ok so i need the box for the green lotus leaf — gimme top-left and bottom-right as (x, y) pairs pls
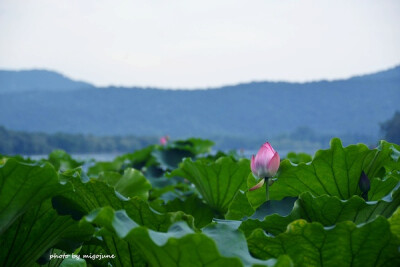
(286, 152), (312, 164)
(98, 168), (152, 200)
(116, 145), (158, 169)
(55, 169), (195, 231)
(389, 206), (400, 239)
(270, 138), (400, 200)
(241, 187), (400, 236)
(225, 190), (255, 220)
(169, 138), (215, 155)
(76, 238), (109, 267)
(58, 256), (87, 267)
(152, 148), (194, 170)
(163, 194), (215, 228)
(0, 158), (70, 234)
(152, 138), (214, 170)
(169, 157), (251, 213)
(47, 150), (83, 171)
(247, 217), (400, 267)
(0, 199), (93, 267)
(84, 206), (292, 267)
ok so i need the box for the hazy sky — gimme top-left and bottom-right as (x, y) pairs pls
(1, 0), (399, 88)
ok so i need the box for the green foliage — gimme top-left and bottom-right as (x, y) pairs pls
(1, 137), (400, 266)
(270, 138), (400, 200)
(0, 198), (93, 267)
(48, 150), (83, 171)
(56, 168), (195, 232)
(0, 159), (69, 234)
(247, 217), (400, 267)
(163, 194), (215, 228)
(169, 157), (250, 214)
(83, 207), (289, 267)
(0, 125), (157, 154)
(99, 168), (152, 200)
(389, 207), (400, 239)
(286, 152), (312, 164)
(240, 188), (400, 236)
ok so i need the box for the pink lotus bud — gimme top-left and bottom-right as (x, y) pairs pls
(250, 142), (280, 178)
(160, 136), (169, 145)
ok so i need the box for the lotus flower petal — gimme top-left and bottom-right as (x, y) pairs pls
(250, 142), (280, 178)
(267, 152), (280, 176)
(249, 178), (265, 191)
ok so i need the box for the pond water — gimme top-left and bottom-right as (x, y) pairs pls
(25, 148), (319, 162)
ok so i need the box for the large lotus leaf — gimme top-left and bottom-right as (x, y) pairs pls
(55, 169), (194, 231)
(87, 161), (124, 176)
(367, 176), (399, 201)
(270, 138), (400, 200)
(240, 187), (400, 236)
(84, 207), (293, 267)
(152, 138), (215, 170)
(202, 223), (293, 267)
(33, 249), (70, 267)
(58, 256), (86, 267)
(116, 145), (158, 169)
(47, 150), (83, 171)
(77, 238), (110, 267)
(163, 194), (215, 228)
(53, 170), (197, 266)
(0, 158), (70, 234)
(0, 154), (36, 164)
(98, 168), (152, 200)
(88, 146), (162, 179)
(225, 173), (297, 220)
(286, 152), (312, 164)
(36, 251), (88, 267)
(115, 146), (172, 186)
(197, 151), (235, 163)
(149, 180), (193, 202)
(0, 199), (93, 267)
(152, 148), (194, 170)
(247, 173), (268, 209)
(369, 140), (400, 175)
(247, 217), (400, 267)
(237, 176), (297, 226)
(249, 197), (298, 221)
(225, 190), (255, 220)
(169, 138), (215, 155)
(169, 157), (251, 213)
(389, 207), (400, 239)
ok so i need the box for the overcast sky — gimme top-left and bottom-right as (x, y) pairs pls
(0, 0), (399, 88)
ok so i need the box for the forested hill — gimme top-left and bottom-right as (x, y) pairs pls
(0, 66), (399, 141)
(0, 69), (94, 92)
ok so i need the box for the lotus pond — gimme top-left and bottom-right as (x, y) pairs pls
(0, 138), (399, 266)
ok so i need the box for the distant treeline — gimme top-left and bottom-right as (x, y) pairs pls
(1, 117), (394, 155)
(212, 126), (378, 152)
(0, 126), (157, 155)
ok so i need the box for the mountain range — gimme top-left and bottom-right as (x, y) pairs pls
(0, 67), (399, 147)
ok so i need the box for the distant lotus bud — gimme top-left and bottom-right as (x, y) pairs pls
(160, 135), (169, 145)
(359, 171), (370, 201)
(250, 142), (280, 179)
(359, 171), (370, 192)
